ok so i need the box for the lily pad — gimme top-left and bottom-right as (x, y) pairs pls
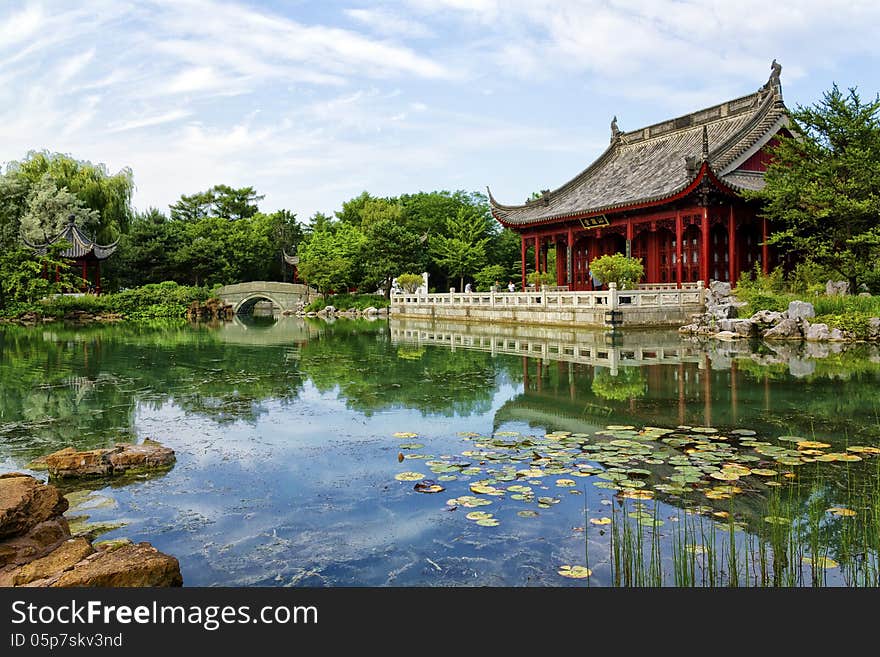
(827, 507), (857, 517)
(466, 511), (493, 521)
(557, 565), (592, 579)
(517, 510), (539, 518)
(395, 471), (425, 481)
(414, 480), (445, 494)
(476, 518), (500, 527)
(399, 443), (425, 450)
(556, 479), (576, 487)
(750, 469), (778, 477)
(589, 517), (612, 526)
(796, 440), (830, 449)
(393, 432), (419, 439)
(764, 516), (790, 526)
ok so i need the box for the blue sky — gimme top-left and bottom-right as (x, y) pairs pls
(2, 0), (879, 220)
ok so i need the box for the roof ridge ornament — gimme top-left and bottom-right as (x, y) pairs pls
(610, 115), (621, 143)
(761, 58), (782, 96)
(701, 125), (710, 161)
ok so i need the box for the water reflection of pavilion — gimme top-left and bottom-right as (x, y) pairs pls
(389, 317), (880, 439)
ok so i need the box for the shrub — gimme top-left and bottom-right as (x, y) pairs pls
(588, 253), (644, 290)
(395, 273), (423, 293)
(474, 264), (508, 291)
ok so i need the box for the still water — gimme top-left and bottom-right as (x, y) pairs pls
(1, 317), (879, 586)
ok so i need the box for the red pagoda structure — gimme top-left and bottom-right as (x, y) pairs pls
(489, 61), (789, 290)
(24, 216), (119, 294)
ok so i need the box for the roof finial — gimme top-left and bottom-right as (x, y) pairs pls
(701, 125), (709, 161)
(610, 115), (620, 142)
(66, 214), (76, 225)
(762, 58), (782, 94)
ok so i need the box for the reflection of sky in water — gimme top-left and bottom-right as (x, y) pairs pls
(2, 318), (880, 586)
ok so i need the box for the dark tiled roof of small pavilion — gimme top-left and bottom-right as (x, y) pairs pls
(489, 68), (789, 226)
(24, 217), (119, 260)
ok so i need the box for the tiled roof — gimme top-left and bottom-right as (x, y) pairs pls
(490, 67), (788, 226)
(24, 218), (119, 260)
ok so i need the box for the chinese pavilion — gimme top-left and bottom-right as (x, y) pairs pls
(489, 61), (789, 290)
(24, 216), (119, 294)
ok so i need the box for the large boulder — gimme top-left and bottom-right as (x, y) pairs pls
(804, 322), (831, 342)
(762, 318), (802, 340)
(38, 442), (175, 479)
(825, 280), (850, 296)
(0, 473), (68, 540)
(787, 300), (815, 322)
(40, 542), (182, 588)
(10, 537), (95, 586)
(750, 310), (783, 326)
(709, 281), (732, 297)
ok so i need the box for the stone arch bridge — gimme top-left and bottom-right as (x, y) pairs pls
(215, 282), (317, 315)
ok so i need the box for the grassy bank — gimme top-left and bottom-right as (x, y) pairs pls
(2, 281), (211, 321)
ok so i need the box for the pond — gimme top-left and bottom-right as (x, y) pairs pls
(1, 316), (879, 586)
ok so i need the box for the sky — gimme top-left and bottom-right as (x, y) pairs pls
(1, 0), (879, 220)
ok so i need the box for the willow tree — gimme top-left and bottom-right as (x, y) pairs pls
(4, 151), (134, 243)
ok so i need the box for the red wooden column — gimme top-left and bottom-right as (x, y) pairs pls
(650, 226), (660, 283)
(728, 206), (737, 284)
(567, 227), (574, 289)
(761, 217), (769, 275)
(534, 236), (541, 278)
(675, 211), (683, 287)
(625, 218), (633, 258)
(520, 234), (527, 290)
(556, 239), (565, 286)
(700, 207), (710, 283)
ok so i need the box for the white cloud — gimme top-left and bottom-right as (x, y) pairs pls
(107, 110), (193, 133)
(345, 7), (435, 39)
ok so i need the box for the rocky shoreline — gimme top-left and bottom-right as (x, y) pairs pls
(0, 473), (181, 587)
(679, 281), (880, 342)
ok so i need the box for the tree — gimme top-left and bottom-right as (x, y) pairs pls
(104, 208), (186, 289)
(210, 184), (264, 220)
(588, 253), (644, 289)
(297, 221), (365, 296)
(0, 243), (77, 312)
(19, 175), (99, 244)
(750, 84), (880, 290)
(361, 217), (424, 298)
(430, 207), (491, 291)
(169, 191), (214, 222)
(395, 273), (423, 293)
(474, 264), (508, 291)
(7, 151), (133, 242)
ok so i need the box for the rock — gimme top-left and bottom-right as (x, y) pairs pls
(43, 442), (175, 479)
(40, 542), (182, 588)
(709, 281), (732, 297)
(859, 292), (872, 298)
(732, 320), (756, 337)
(762, 318), (802, 340)
(323, 305), (336, 314)
(11, 538), (94, 586)
(786, 300), (815, 322)
(0, 474), (69, 540)
(789, 358), (816, 378)
(750, 310), (783, 326)
(0, 518), (70, 568)
(829, 328), (845, 341)
(678, 324), (699, 334)
(804, 322), (831, 341)
(869, 317), (880, 340)
(362, 306), (378, 315)
(825, 280), (850, 296)
(714, 331), (738, 341)
(377, 307), (389, 315)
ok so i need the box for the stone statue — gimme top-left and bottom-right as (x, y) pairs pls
(610, 115), (620, 141)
